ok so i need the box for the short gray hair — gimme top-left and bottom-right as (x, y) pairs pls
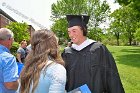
(0, 28), (14, 40)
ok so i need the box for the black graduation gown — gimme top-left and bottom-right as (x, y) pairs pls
(62, 42), (125, 93)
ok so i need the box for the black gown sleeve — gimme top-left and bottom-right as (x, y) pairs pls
(101, 45), (125, 93)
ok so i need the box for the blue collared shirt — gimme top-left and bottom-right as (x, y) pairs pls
(0, 44), (19, 93)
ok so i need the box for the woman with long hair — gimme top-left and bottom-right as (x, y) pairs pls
(19, 29), (66, 93)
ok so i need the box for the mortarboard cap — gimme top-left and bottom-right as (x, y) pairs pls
(66, 15), (90, 36)
(66, 15), (90, 28)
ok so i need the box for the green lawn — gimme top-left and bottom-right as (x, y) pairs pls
(107, 46), (140, 93)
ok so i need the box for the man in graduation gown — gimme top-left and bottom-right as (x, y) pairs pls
(62, 15), (125, 93)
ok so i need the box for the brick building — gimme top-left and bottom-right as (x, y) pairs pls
(0, 9), (16, 28)
(28, 25), (35, 37)
(0, 9), (35, 36)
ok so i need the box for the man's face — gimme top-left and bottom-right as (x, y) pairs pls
(68, 26), (85, 45)
(7, 38), (14, 49)
(22, 42), (27, 48)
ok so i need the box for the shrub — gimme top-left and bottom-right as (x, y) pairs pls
(10, 42), (19, 56)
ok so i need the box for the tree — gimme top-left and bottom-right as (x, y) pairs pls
(116, 0), (140, 12)
(109, 21), (122, 46)
(88, 27), (103, 41)
(88, 0), (110, 41)
(51, 18), (68, 44)
(115, 0), (130, 6)
(110, 6), (139, 45)
(51, 0), (110, 43)
(6, 22), (30, 43)
(134, 28), (140, 42)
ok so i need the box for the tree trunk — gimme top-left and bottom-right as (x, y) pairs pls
(117, 38), (119, 46)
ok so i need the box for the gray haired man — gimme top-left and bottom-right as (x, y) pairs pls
(0, 28), (19, 93)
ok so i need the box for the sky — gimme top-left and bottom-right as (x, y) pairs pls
(0, 0), (120, 30)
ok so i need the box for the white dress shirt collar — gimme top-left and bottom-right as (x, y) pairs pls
(71, 38), (96, 51)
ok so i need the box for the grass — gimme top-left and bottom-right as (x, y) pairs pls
(107, 46), (140, 93)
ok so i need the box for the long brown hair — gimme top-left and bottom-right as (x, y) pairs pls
(20, 29), (64, 93)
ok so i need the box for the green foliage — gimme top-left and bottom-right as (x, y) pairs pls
(110, 6), (139, 45)
(109, 0), (140, 45)
(10, 42), (19, 56)
(6, 22), (30, 43)
(116, 0), (140, 12)
(88, 0), (110, 28)
(51, 0), (88, 17)
(134, 28), (140, 42)
(102, 34), (116, 45)
(88, 27), (103, 41)
(116, 0), (130, 6)
(51, 18), (69, 43)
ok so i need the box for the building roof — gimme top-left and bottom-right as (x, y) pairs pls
(0, 9), (35, 30)
(0, 9), (16, 22)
